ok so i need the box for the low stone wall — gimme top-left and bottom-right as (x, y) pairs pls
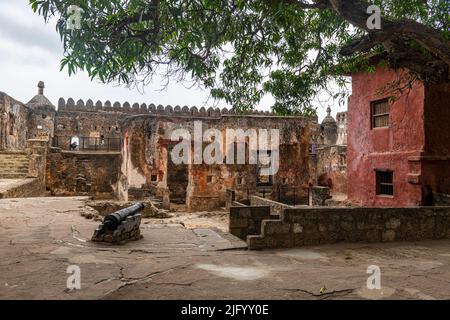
(0, 178), (45, 199)
(434, 193), (450, 206)
(46, 148), (121, 198)
(247, 206), (450, 250)
(229, 205), (274, 240)
(225, 189), (235, 210)
(249, 195), (296, 215)
(188, 195), (222, 212)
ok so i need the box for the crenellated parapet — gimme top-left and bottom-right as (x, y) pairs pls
(56, 98), (285, 117)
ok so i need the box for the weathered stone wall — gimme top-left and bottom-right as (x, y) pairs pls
(247, 206), (450, 249)
(0, 179), (45, 199)
(54, 110), (123, 148)
(310, 186), (331, 206)
(120, 111), (312, 211)
(0, 92), (30, 151)
(434, 193), (450, 206)
(229, 205), (274, 240)
(46, 147), (121, 198)
(28, 106), (56, 142)
(225, 189), (236, 210)
(316, 145), (347, 195)
(249, 195), (296, 215)
(27, 139), (48, 184)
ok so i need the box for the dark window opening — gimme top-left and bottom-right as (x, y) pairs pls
(376, 170), (393, 196)
(151, 175), (158, 182)
(257, 150), (273, 187)
(371, 99), (390, 129)
(206, 175), (213, 183)
(236, 177), (243, 185)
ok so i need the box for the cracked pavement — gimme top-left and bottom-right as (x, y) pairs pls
(1, 197), (450, 300)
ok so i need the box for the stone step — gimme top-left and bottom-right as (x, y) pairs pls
(0, 167), (29, 170)
(0, 156), (29, 159)
(0, 160), (29, 164)
(0, 168), (28, 173)
(0, 168), (29, 172)
(0, 152), (30, 177)
(0, 173), (29, 179)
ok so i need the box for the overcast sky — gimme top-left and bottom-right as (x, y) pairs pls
(0, 0), (347, 121)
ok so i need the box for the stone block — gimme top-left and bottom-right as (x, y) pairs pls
(262, 220), (290, 235)
(382, 230), (396, 242)
(386, 218), (401, 229)
(247, 235), (266, 250)
(340, 221), (354, 232)
(229, 228), (243, 240)
(230, 218), (248, 228)
(265, 235), (293, 248)
(293, 223), (303, 234)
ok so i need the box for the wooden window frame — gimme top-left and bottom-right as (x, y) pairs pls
(375, 169), (394, 196)
(371, 98), (390, 129)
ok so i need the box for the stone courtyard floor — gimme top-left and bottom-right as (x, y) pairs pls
(1, 197), (450, 300)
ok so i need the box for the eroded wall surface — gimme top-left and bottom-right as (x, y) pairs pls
(46, 148), (120, 198)
(0, 92), (30, 151)
(316, 145), (347, 195)
(121, 112), (312, 211)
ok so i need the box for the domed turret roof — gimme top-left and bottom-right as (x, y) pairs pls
(321, 106), (336, 125)
(26, 81), (55, 110)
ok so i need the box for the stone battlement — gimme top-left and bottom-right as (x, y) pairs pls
(57, 98), (285, 117)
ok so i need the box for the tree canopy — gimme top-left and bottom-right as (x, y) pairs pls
(30, 0), (450, 115)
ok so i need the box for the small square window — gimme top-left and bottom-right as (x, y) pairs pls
(236, 177), (243, 185)
(376, 170), (393, 196)
(207, 175), (213, 183)
(371, 99), (390, 129)
(151, 175), (158, 182)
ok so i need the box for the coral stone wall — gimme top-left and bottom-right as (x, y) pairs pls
(316, 145), (347, 195)
(54, 111), (123, 141)
(0, 92), (30, 151)
(46, 147), (121, 198)
(121, 111), (312, 211)
(247, 206), (450, 250)
(229, 205), (274, 240)
(28, 106), (56, 142)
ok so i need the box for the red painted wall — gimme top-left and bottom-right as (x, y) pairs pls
(421, 83), (450, 195)
(348, 67), (426, 207)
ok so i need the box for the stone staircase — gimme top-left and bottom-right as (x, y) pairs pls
(0, 152), (30, 179)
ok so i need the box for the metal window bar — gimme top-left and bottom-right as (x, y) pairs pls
(52, 136), (122, 152)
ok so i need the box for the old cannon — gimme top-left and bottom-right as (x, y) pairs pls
(91, 203), (145, 243)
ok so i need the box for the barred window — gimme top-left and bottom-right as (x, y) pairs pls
(371, 99), (390, 128)
(376, 170), (393, 196)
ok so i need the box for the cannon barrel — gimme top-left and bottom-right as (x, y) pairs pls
(103, 203), (145, 231)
